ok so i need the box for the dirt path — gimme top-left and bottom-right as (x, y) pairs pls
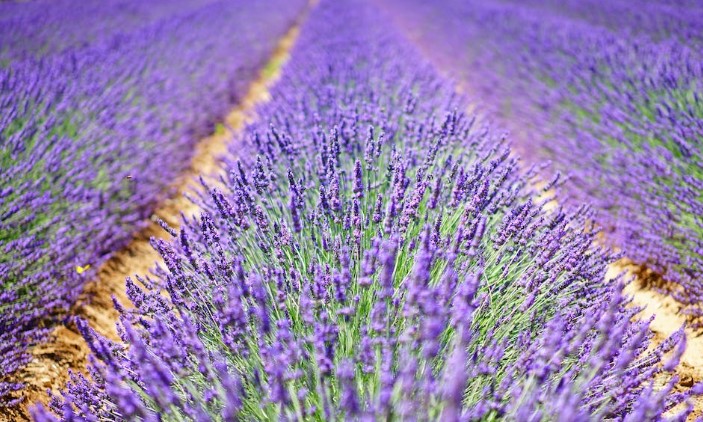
(610, 262), (703, 417)
(3, 10), (307, 421)
(538, 174), (703, 417)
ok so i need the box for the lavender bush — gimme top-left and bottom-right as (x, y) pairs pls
(378, 0), (703, 321)
(0, 0), (305, 406)
(34, 1), (701, 419)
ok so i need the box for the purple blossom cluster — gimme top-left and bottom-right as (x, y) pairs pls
(379, 0), (703, 319)
(0, 0), (305, 407)
(34, 0), (701, 419)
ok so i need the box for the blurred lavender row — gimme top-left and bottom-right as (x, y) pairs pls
(501, 0), (703, 46)
(35, 0), (700, 419)
(0, 0), (216, 63)
(379, 0), (703, 318)
(0, 0), (305, 406)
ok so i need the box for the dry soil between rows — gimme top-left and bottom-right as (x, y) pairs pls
(613, 262), (703, 417)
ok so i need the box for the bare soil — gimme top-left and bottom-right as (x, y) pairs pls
(1, 15), (304, 421)
(612, 261), (703, 418)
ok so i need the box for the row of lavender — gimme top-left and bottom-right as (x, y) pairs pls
(379, 0), (703, 320)
(501, 0), (703, 46)
(35, 0), (700, 419)
(0, 0), (305, 407)
(0, 0), (215, 63)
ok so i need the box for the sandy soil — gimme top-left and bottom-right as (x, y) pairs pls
(538, 186), (703, 417)
(1, 13), (305, 421)
(612, 261), (703, 418)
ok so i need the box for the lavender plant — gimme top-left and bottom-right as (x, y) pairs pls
(34, 1), (700, 420)
(0, 0), (305, 407)
(378, 0), (703, 321)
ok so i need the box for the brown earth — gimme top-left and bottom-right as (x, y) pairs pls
(532, 176), (702, 416)
(539, 187), (703, 417)
(1, 10), (306, 421)
(612, 261), (703, 418)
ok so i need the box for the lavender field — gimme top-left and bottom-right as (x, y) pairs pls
(1, 0), (702, 420)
